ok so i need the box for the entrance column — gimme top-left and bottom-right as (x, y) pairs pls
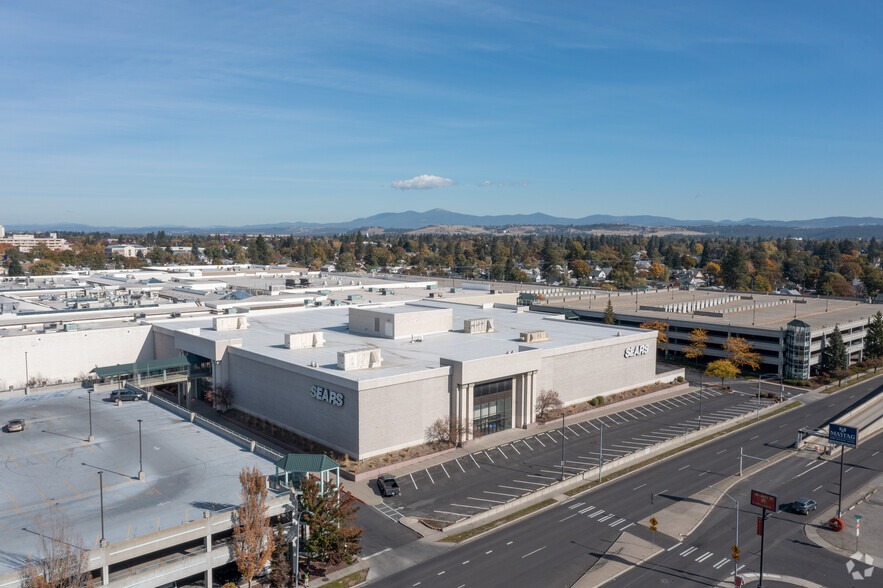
(465, 383), (475, 440)
(524, 371), (537, 426)
(510, 376), (518, 430)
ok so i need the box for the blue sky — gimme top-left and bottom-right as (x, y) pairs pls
(2, 1), (882, 226)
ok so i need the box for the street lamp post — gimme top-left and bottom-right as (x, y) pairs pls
(698, 373), (703, 428)
(98, 471), (107, 547)
(560, 414), (566, 481)
(293, 508), (315, 587)
(757, 374), (778, 420)
(137, 419), (144, 480)
(708, 486), (739, 585)
(87, 389), (94, 442)
(24, 352), (29, 395)
(598, 421), (604, 482)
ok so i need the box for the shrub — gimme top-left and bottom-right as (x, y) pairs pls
(676, 376), (685, 383)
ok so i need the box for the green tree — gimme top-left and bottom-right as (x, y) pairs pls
(720, 246), (750, 290)
(821, 326), (847, 372)
(866, 311), (883, 358)
(299, 478), (363, 571)
(30, 259), (61, 275)
(250, 235), (272, 265)
(7, 259), (25, 276)
(603, 300), (615, 325)
(705, 359), (740, 387)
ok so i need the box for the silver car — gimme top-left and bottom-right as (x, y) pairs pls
(6, 418), (25, 433)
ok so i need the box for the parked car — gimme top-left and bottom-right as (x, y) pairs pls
(6, 418), (25, 433)
(110, 389), (143, 402)
(792, 497), (817, 514)
(376, 474), (401, 497)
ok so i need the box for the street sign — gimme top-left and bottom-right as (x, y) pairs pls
(829, 423), (859, 449)
(649, 517), (658, 526)
(732, 554), (740, 560)
(750, 489), (777, 511)
(731, 545), (741, 555)
(650, 525), (657, 532)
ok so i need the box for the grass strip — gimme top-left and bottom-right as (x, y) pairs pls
(565, 401), (800, 497)
(321, 569), (369, 587)
(819, 371), (881, 394)
(439, 499), (556, 543)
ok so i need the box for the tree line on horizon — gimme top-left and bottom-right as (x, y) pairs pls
(3, 232), (882, 298)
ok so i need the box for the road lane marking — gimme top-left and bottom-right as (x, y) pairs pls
(522, 546), (546, 558)
(680, 547), (698, 556)
(794, 462), (826, 478)
(696, 551), (713, 563)
(633, 484), (647, 491)
(560, 513), (578, 522)
(813, 485), (823, 492)
(713, 558), (729, 569)
(588, 510), (604, 518)
(598, 514), (615, 522)
(579, 506), (595, 514)
(569, 502), (585, 509)
(667, 542), (683, 551)
(716, 449), (727, 455)
(620, 522), (634, 530)
(610, 518), (626, 527)
(750, 435), (760, 440)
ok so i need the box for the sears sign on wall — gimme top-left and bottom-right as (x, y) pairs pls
(624, 344), (650, 358)
(310, 385), (344, 407)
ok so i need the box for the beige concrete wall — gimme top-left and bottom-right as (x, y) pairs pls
(227, 351), (361, 456)
(356, 372), (451, 459)
(0, 326), (154, 390)
(536, 332), (658, 405)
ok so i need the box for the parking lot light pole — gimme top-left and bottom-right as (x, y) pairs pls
(757, 374), (777, 420)
(708, 486), (739, 585)
(698, 374), (703, 428)
(598, 421), (604, 482)
(98, 471), (106, 547)
(560, 415), (566, 481)
(87, 389), (94, 442)
(137, 419), (144, 481)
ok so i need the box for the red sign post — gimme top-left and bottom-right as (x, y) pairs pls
(751, 489), (777, 588)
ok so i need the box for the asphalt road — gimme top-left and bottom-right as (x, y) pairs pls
(375, 386), (776, 523)
(614, 431), (883, 587)
(368, 376), (883, 587)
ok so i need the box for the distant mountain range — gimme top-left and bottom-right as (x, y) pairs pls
(5, 209), (883, 235)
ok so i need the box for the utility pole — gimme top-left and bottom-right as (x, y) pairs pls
(698, 373), (703, 428)
(87, 389), (94, 442)
(24, 352), (29, 395)
(137, 419), (144, 481)
(98, 471), (107, 547)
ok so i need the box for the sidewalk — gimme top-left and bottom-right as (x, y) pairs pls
(805, 476), (883, 569)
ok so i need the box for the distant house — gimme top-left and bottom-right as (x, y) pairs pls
(589, 267), (613, 282)
(671, 269), (706, 287)
(635, 260), (652, 271)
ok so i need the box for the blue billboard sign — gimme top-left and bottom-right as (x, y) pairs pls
(829, 423), (858, 449)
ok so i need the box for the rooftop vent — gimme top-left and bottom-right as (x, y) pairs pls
(464, 318), (494, 334)
(285, 331), (325, 349)
(337, 348), (382, 370)
(519, 330), (548, 343)
(214, 316), (248, 331)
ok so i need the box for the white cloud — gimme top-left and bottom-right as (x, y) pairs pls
(478, 180), (494, 187)
(392, 174), (455, 190)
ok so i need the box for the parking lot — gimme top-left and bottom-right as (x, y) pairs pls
(370, 387), (778, 523)
(0, 388), (280, 575)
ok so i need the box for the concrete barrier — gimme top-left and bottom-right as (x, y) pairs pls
(444, 398), (788, 533)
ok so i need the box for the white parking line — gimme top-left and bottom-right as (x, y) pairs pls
(535, 436), (546, 448)
(545, 433), (558, 443)
(485, 490), (519, 498)
(566, 426), (580, 436)
(509, 443), (521, 455)
(434, 509), (472, 518)
(470, 454), (481, 468)
(410, 473), (418, 490)
(567, 459), (594, 467)
(484, 451), (495, 464)
(522, 439), (533, 451)
(456, 458), (466, 473)
(451, 503), (488, 511)
(500, 485), (532, 493)
(468, 497), (506, 504)
(529, 473), (559, 480)
(576, 422), (593, 434)
(498, 447), (508, 459)
(441, 463), (450, 478)
(426, 469), (435, 484)
(514, 479), (548, 486)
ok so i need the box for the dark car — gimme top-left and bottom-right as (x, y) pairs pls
(792, 497), (817, 514)
(110, 389), (143, 402)
(6, 418), (25, 433)
(376, 474), (401, 497)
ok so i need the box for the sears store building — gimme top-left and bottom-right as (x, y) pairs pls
(152, 300), (661, 459)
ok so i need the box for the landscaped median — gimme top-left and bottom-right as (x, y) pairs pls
(436, 399), (800, 541)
